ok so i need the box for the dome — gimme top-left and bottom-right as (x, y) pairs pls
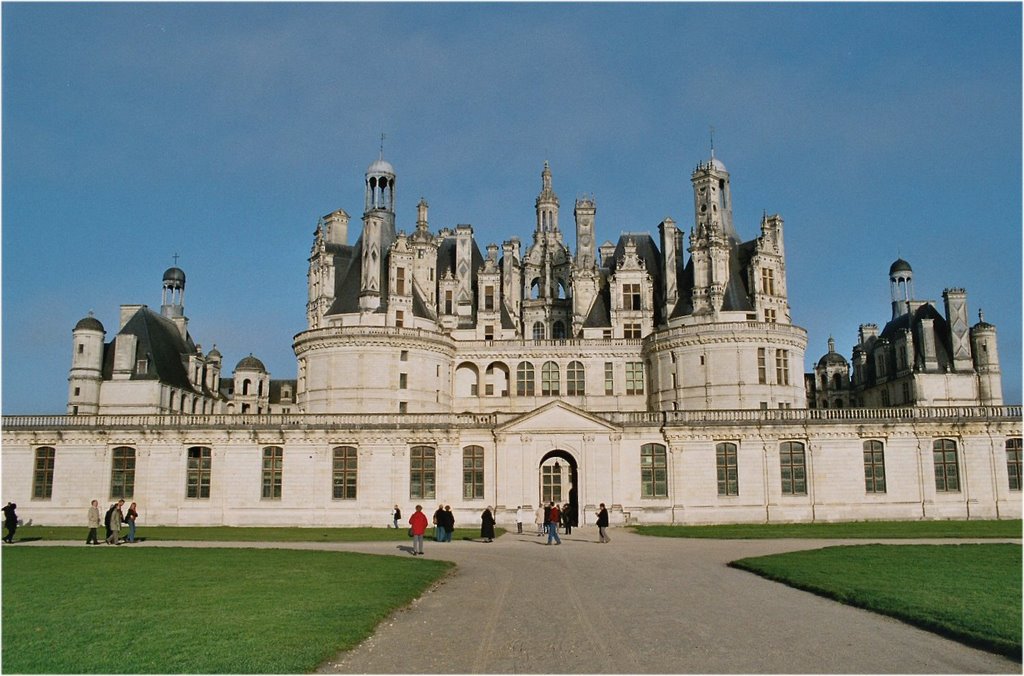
(366, 158), (395, 176)
(234, 354), (266, 372)
(888, 258), (912, 276)
(709, 156), (727, 172)
(74, 315), (104, 332)
(206, 346), (222, 360)
(816, 351), (849, 369)
(163, 267), (186, 284)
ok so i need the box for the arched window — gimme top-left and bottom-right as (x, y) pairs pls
(33, 447), (56, 500)
(566, 361), (585, 395)
(779, 441), (806, 495)
(833, 373), (843, 390)
(933, 439), (959, 492)
(640, 443), (668, 498)
(552, 321), (566, 340)
(242, 379), (251, 396)
(533, 322), (545, 341)
(541, 361), (560, 396)
(110, 447), (136, 499)
(863, 440), (886, 493)
(410, 446), (436, 500)
(455, 363), (480, 397)
(332, 446), (357, 499)
(516, 362), (535, 396)
(715, 442), (738, 496)
(463, 446), (485, 499)
(262, 446), (283, 500)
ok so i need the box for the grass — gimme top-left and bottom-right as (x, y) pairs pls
(633, 519), (1022, 539)
(730, 543), (1022, 660)
(2, 547), (452, 673)
(12, 525), (498, 543)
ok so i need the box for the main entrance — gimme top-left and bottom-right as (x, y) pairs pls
(539, 449), (578, 527)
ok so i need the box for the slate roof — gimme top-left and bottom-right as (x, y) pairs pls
(103, 307), (199, 393)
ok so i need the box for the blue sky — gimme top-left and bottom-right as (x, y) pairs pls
(3, 2), (1020, 413)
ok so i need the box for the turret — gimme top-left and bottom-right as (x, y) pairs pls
(970, 310), (1003, 405)
(68, 313), (105, 415)
(889, 258), (913, 320)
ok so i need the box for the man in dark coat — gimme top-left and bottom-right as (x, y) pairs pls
(480, 507), (496, 542)
(2, 502), (18, 543)
(596, 503), (611, 543)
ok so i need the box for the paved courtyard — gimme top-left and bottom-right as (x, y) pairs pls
(20, 529), (1020, 673)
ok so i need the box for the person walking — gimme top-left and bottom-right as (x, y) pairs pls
(596, 502), (610, 543)
(442, 505), (455, 542)
(2, 502), (18, 543)
(535, 505), (545, 536)
(546, 502), (562, 545)
(392, 505), (401, 529)
(480, 506), (496, 542)
(106, 499), (124, 545)
(562, 503), (572, 535)
(86, 500), (101, 545)
(515, 506), (524, 534)
(124, 502), (139, 543)
(409, 504), (428, 556)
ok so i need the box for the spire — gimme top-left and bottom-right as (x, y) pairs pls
(828, 336), (836, 353)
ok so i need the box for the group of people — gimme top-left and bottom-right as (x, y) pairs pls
(87, 499), (139, 545)
(432, 505), (456, 541)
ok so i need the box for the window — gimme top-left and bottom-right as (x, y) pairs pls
(541, 361), (560, 396)
(626, 362), (644, 395)
(640, 444), (668, 498)
(136, 358), (149, 374)
(33, 447), (56, 500)
(484, 325), (494, 341)
(410, 446), (436, 500)
(624, 323), (641, 339)
(332, 446), (357, 499)
(110, 446), (136, 499)
(186, 446), (211, 499)
(761, 267), (775, 295)
(775, 349), (790, 385)
(1007, 438), (1022, 491)
(517, 362), (535, 396)
(533, 322), (545, 341)
(484, 285), (494, 311)
(623, 283), (642, 311)
(444, 290), (453, 314)
(716, 442), (739, 496)
(399, 401), (407, 413)
(542, 463), (562, 503)
(757, 348), (767, 384)
(396, 267), (406, 295)
(604, 362), (614, 395)
(901, 381), (911, 403)
(603, 329), (612, 340)
(933, 439), (959, 492)
(400, 350), (409, 362)
(779, 442), (806, 495)
(566, 361), (585, 396)
(552, 321), (566, 340)
(764, 308), (776, 324)
(262, 446), (283, 500)
(880, 388), (890, 407)
(463, 446), (485, 499)
(863, 440), (886, 493)
(399, 373), (408, 389)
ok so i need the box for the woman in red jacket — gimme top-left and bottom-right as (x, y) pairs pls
(409, 504), (429, 556)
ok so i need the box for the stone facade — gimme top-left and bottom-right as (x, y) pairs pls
(3, 151), (1019, 526)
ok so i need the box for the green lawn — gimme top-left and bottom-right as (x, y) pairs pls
(2, 547), (452, 673)
(633, 519), (1022, 539)
(12, 525), (496, 543)
(731, 543), (1022, 660)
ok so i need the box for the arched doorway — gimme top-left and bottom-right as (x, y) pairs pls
(539, 450), (578, 527)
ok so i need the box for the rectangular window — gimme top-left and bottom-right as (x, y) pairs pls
(399, 401), (407, 413)
(186, 446), (212, 499)
(1008, 438), (1022, 491)
(399, 373), (408, 389)
(484, 325), (494, 341)
(622, 283), (642, 311)
(764, 308), (776, 324)
(332, 446), (357, 499)
(484, 285), (494, 311)
(604, 362), (614, 395)
(542, 463), (562, 504)
(716, 442), (739, 496)
(462, 445), (485, 500)
(775, 349), (790, 385)
(640, 443), (668, 498)
(863, 440), (886, 493)
(933, 439), (959, 492)
(761, 267), (775, 295)
(444, 290), (453, 315)
(410, 446), (436, 500)
(624, 323), (641, 339)
(262, 446), (283, 500)
(757, 348), (767, 384)
(400, 350), (409, 362)
(626, 362), (644, 395)
(603, 329), (612, 340)
(396, 267), (406, 295)
(136, 358), (148, 374)
(779, 441), (807, 495)
(901, 381), (911, 403)
(110, 446), (136, 499)
(33, 447), (56, 500)
(395, 310), (404, 328)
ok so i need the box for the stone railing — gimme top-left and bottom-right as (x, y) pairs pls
(3, 406), (1019, 433)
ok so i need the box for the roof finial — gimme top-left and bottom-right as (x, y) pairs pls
(379, 131), (386, 160)
(978, 308), (985, 323)
(172, 252), (180, 266)
(710, 125), (715, 159)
